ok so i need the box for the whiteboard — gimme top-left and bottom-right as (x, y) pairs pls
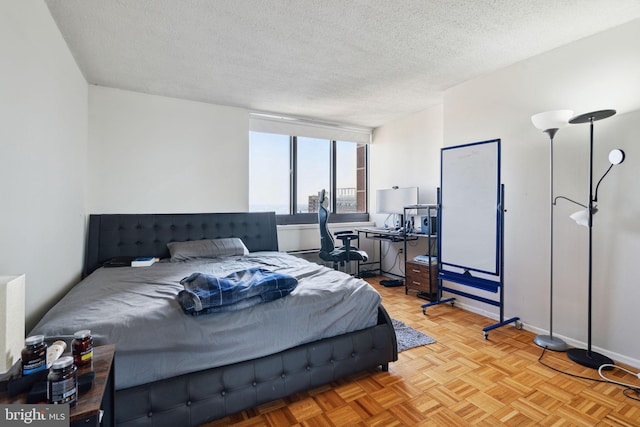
(440, 139), (500, 275)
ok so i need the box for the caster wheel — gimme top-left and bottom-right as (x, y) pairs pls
(422, 308), (427, 315)
(515, 321), (523, 330)
(450, 301), (455, 307)
(483, 332), (489, 340)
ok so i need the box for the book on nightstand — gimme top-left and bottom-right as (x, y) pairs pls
(131, 257), (158, 267)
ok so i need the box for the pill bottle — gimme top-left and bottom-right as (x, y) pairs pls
(21, 335), (48, 376)
(72, 330), (93, 367)
(47, 356), (77, 405)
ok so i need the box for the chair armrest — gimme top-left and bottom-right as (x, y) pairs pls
(335, 234), (358, 254)
(335, 233), (358, 242)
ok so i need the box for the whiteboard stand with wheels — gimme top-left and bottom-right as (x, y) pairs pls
(421, 139), (520, 340)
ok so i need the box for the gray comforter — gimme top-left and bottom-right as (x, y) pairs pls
(30, 252), (381, 390)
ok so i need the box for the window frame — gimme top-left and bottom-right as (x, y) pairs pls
(250, 133), (369, 225)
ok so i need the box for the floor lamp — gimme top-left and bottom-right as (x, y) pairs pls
(566, 109), (625, 369)
(531, 110), (573, 352)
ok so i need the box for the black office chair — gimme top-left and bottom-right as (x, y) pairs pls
(318, 189), (368, 274)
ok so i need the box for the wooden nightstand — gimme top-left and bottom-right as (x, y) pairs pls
(0, 344), (115, 427)
(71, 344), (115, 427)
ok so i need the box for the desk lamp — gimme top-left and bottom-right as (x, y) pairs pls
(531, 110), (573, 352)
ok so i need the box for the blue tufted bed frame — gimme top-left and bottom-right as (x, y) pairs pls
(83, 212), (397, 426)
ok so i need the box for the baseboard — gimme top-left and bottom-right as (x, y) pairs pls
(448, 301), (640, 370)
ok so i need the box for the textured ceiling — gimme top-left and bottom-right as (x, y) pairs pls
(45, 0), (640, 128)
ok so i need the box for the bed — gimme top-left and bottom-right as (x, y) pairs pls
(31, 212), (397, 426)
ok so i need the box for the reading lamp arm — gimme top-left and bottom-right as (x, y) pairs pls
(553, 196), (587, 208)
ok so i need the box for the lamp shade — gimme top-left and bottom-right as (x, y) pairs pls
(570, 207), (598, 227)
(609, 149), (625, 165)
(531, 110), (574, 131)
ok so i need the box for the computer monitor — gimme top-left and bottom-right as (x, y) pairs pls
(376, 187), (419, 214)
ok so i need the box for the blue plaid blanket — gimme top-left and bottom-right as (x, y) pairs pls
(177, 268), (298, 315)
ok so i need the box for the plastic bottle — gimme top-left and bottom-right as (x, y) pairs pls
(47, 356), (77, 405)
(72, 330), (93, 367)
(21, 335), (48, 376)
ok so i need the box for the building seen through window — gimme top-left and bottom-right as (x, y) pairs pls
(307, 187), (359, 213)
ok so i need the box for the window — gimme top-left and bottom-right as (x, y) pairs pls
(248, 133), (290, 214)
(335, 140), (366, 214)
(296, 137), (330, 213)
(249, 132), (368, 224)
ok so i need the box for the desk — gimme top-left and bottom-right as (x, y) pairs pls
(357, 227), (437, 298)
(356, 227), (416, 278)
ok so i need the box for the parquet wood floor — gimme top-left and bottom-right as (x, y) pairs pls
(204, 277), (640, 426)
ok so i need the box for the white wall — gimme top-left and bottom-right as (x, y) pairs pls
(370, 106), (443, 276)
(88, 86), (249, 213)
(87, 86), (381, 264)
(377, 19), (640, 366)
(0, 0), (88, 331)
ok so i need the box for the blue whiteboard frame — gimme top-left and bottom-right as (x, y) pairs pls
(439, 139), (501, 275)
(423, 139), (519, 339)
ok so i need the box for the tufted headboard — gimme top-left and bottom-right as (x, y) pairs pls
(83, 212), (278, 277)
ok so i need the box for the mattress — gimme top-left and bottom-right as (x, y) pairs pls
(30, 252), (381, 390)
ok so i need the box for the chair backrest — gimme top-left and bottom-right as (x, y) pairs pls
(318, 189), (335, 258)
